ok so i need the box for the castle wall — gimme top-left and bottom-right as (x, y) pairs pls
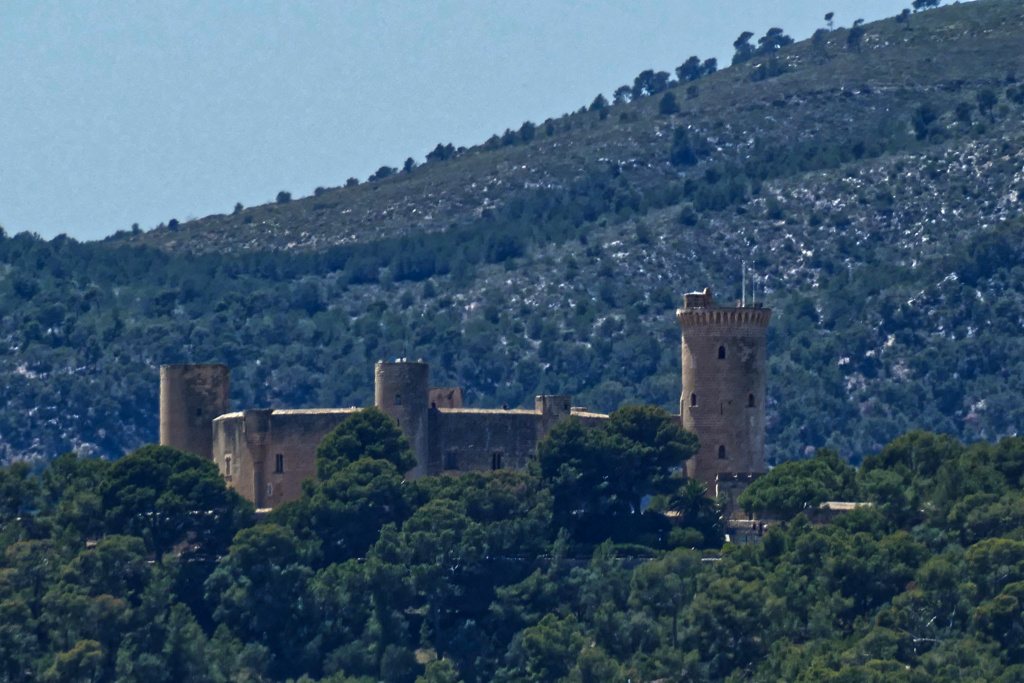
(569, 411), (611, 430)
(429, 409), (544, 473)
(160, 364), (230, 460)
(262, 410), (358, 507)
(213, 408), (358, 509)
(213, 412), (251, 501)
(426, 398), (609, 475)
(678, 305), (771, 489)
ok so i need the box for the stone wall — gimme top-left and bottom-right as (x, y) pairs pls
(716, 472), (763, 518)
(678, 304), (771, 489)
(159, 364), (230, 460)
(213, 408), (358, 509)
(375, 361), (430, 478)
(429, 409), (542, 473)
(429, 387), (462, 409)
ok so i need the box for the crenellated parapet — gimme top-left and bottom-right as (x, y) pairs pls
(676, 307), (772, 336)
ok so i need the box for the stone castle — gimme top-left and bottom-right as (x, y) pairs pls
(159, 288), (771, 510)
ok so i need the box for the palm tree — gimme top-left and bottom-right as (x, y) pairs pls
(669, 479), (723, 545)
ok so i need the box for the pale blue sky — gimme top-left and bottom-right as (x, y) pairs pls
(1, 1), (924, 241)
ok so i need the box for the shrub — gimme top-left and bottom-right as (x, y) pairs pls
(912, 104), (938, 140)
(659, 92), (680, 116)
(847, 25), (864, 51)
(678, 204), (699, 226)
(369, 166), (396, 182)
(977, 89), (998, 120)
(426, 143), (456, 162)
(519, 121), (536, 143)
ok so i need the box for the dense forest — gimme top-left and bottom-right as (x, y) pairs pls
(3, 408), (1024, 682)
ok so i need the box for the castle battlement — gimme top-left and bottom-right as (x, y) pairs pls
(676, 307), (771, 332)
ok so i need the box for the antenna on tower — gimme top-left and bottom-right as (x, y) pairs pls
(741, 261), (746, 308)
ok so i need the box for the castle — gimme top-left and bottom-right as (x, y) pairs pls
(159, 288), (770, 510)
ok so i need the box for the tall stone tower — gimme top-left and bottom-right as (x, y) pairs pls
(159, 364), (230, 460)
(677, 288), (771, 490)
(374, 360), (430, 478)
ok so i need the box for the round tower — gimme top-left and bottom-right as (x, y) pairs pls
(374, 360), (430, 478)
(677, 288), (771, 489)
(159, 364), (230, 460)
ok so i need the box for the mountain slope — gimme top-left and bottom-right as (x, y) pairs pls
(117, 0), (1023, 256)
(3, 0), (1024, 464)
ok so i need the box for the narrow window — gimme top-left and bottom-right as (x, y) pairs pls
(275, 453), (284, 473)
(266, 483), (273, 496)
(195, 408), (203, 417)
(224, 456), (232, 482)
(748, 393), (755, 408)
(395, 394), (402, 405)
(491, 452), (503, 470)
(718, 345), (726, 359)
(444, 452), (458, 470)
(718, 445), (727, 460)
(690, 393), (697, 407)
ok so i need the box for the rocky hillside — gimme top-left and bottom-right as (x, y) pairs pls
(3, 0), (1024, 464)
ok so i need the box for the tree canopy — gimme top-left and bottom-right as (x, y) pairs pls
(535, 405), (698, 540)
(101, 444), (253, 557)
(738, 447), (858, 518)
(5, 428), (1024, 680)
(315, 406), (416, 480)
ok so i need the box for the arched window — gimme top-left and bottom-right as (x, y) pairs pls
(718, 345), (726, 359)
(748, 393), (755, 408)
(690, 393), (698, 407)
(395, 394), (402, 405)
(718, 445), (727, 460)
